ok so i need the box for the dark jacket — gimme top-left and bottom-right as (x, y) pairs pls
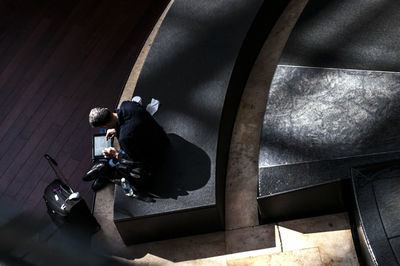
(116, 101), (168, 169)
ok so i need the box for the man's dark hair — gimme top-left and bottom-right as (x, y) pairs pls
(89, 107), (112, 127)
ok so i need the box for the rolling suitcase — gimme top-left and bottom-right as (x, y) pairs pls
(43, 154), (100, 235)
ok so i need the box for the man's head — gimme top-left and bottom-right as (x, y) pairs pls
(89, 107), (116, 128)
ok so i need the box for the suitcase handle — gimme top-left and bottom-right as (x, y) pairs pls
(44, 154), (58, 167)
(44, 154), (70, 187)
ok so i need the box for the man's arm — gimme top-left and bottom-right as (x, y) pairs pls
(106, 128), (116, 140)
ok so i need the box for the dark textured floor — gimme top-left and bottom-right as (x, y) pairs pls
(0, 0), (168, 220)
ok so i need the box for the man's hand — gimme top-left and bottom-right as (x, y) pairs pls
(102, 147), (119, 159)
(106, 128), (116, 140)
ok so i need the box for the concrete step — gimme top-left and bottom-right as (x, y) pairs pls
(226, 247), (323, 266)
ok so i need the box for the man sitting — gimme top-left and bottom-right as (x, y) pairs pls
(85, 100), (169, 191)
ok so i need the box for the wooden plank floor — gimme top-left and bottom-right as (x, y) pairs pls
(0, 0), (168, 218)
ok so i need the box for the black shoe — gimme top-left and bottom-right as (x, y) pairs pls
(91, 178), (109, 192)
(83, 162), (108, 181)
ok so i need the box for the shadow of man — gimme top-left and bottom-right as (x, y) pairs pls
(143, 133), (211, 200)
